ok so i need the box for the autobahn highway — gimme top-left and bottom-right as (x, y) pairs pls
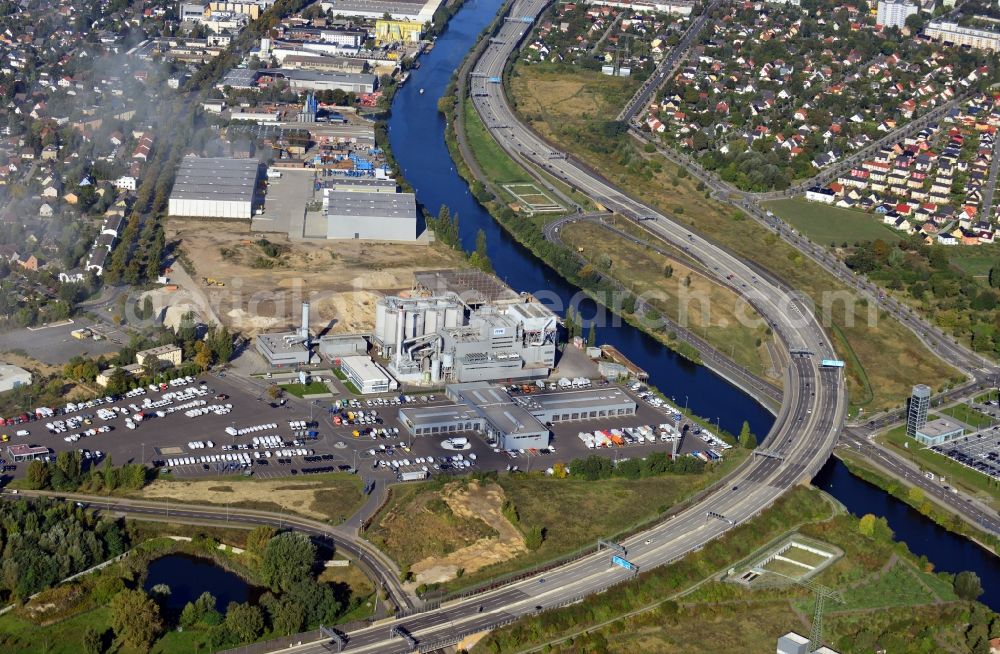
(225, 0), (851, 651)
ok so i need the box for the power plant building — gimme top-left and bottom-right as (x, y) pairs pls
(255, 303), (313, 366)
(168, 156), (261, 219)
(373, 292), (558, 384)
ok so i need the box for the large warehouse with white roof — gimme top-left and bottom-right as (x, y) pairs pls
(168, 156), (262, 219)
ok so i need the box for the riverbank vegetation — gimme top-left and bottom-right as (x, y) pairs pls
(559, 218), (778, 381)
(366, 452), (748, 593)
(503, 62), (963, 414)
(472, 486), (992, 654)
(838, 448), (1000, 555)
(0, 511), (378, 654)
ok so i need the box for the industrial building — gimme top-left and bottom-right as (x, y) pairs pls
(372, 291), (557, 384)
(255, 303), (313, 367)
(777, 632), (840, 654)
(326, 178), (398, 193)
(319, 0), (444, 22)
(374, 19), (423, 44)
(398, 382), (637, 450)
(168, 156), (261, 219)
(511, 386), (636, 424)
(324, 189), (419, 241)
(341, 355), (396, 393)
(265, 68), (377, 93)
(0, 363), (32, 393)
(318, 334), (368, 358)
(400, 382), (549, 450)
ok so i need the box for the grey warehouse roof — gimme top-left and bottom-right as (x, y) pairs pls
(171, 157), (260, 202)
(269, 68), (377, 86)
(326, 191), (416, 218)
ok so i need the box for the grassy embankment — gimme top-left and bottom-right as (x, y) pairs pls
(559, 218), (778, 380)
(473, 485), (982, 654)
(367, 451), (748, 591)
(131, 473), (366, 524)
(507, 63), (964, 414)
(0, 521), (377, 654)
(449, 68), (779, 378)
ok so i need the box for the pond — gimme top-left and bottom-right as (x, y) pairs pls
(144, 553), (262, 611)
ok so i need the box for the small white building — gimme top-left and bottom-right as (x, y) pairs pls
(805, 187), (836, 204)
(115, 176), (137, 191)
(340, 355), (396, 394)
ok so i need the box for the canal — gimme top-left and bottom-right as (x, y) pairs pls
(386, 0), (1000, 608)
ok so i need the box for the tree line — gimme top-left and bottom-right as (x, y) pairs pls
(0, 497), (129, 603)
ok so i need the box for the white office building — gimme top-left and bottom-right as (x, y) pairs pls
(340, 355), (396, 394)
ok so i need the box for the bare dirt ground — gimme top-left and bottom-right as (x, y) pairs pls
(137, 476), (364, 522)
(164, 219), (466, 336)
(410, 481), (527, 585)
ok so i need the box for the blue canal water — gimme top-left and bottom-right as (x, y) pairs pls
(386, 0), (1000, 608)
(145, 553), (260, 611)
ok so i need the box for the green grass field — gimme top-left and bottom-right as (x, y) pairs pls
(280, 381), (330, 397)
(781, 545), (830, 568)
(947, 243), (1000, 280)
(463, 99), (533, 186)
(763, 198), (904, 246)
(938, 403), (994, 430)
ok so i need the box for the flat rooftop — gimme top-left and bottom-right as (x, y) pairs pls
(450, 382), (546, 436)
(917, 417), (965, 438)
(514, 387), (636, 412)
(341, 355), (390, 382)
(269, 68), (377, 85)
(400, 405), (482, 428)
(414, 269), (520, 306)
(326, 191), (416, 218)
(321, 0), (436, 14)
(257, 332), (309, 354)
(171, 157), (260, 202)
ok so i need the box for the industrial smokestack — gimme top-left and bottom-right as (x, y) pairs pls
(300, 303), (310, 341)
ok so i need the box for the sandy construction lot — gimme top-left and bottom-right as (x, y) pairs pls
(410, 481), (527, 585)
(165, 219), (466, 336)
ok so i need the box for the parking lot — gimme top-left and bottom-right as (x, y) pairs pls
(1, 369), (734, 485)
(932, 425), (1000, 481)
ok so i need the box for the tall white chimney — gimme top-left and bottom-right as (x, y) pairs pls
(300, 302), (310, 341)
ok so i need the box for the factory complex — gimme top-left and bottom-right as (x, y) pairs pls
(253, 270), (557, 382)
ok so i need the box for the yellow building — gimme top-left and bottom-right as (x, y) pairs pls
(136, 344), (183, 369)
(207, 1), (264, 20)
(375, 19), (423, 45)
